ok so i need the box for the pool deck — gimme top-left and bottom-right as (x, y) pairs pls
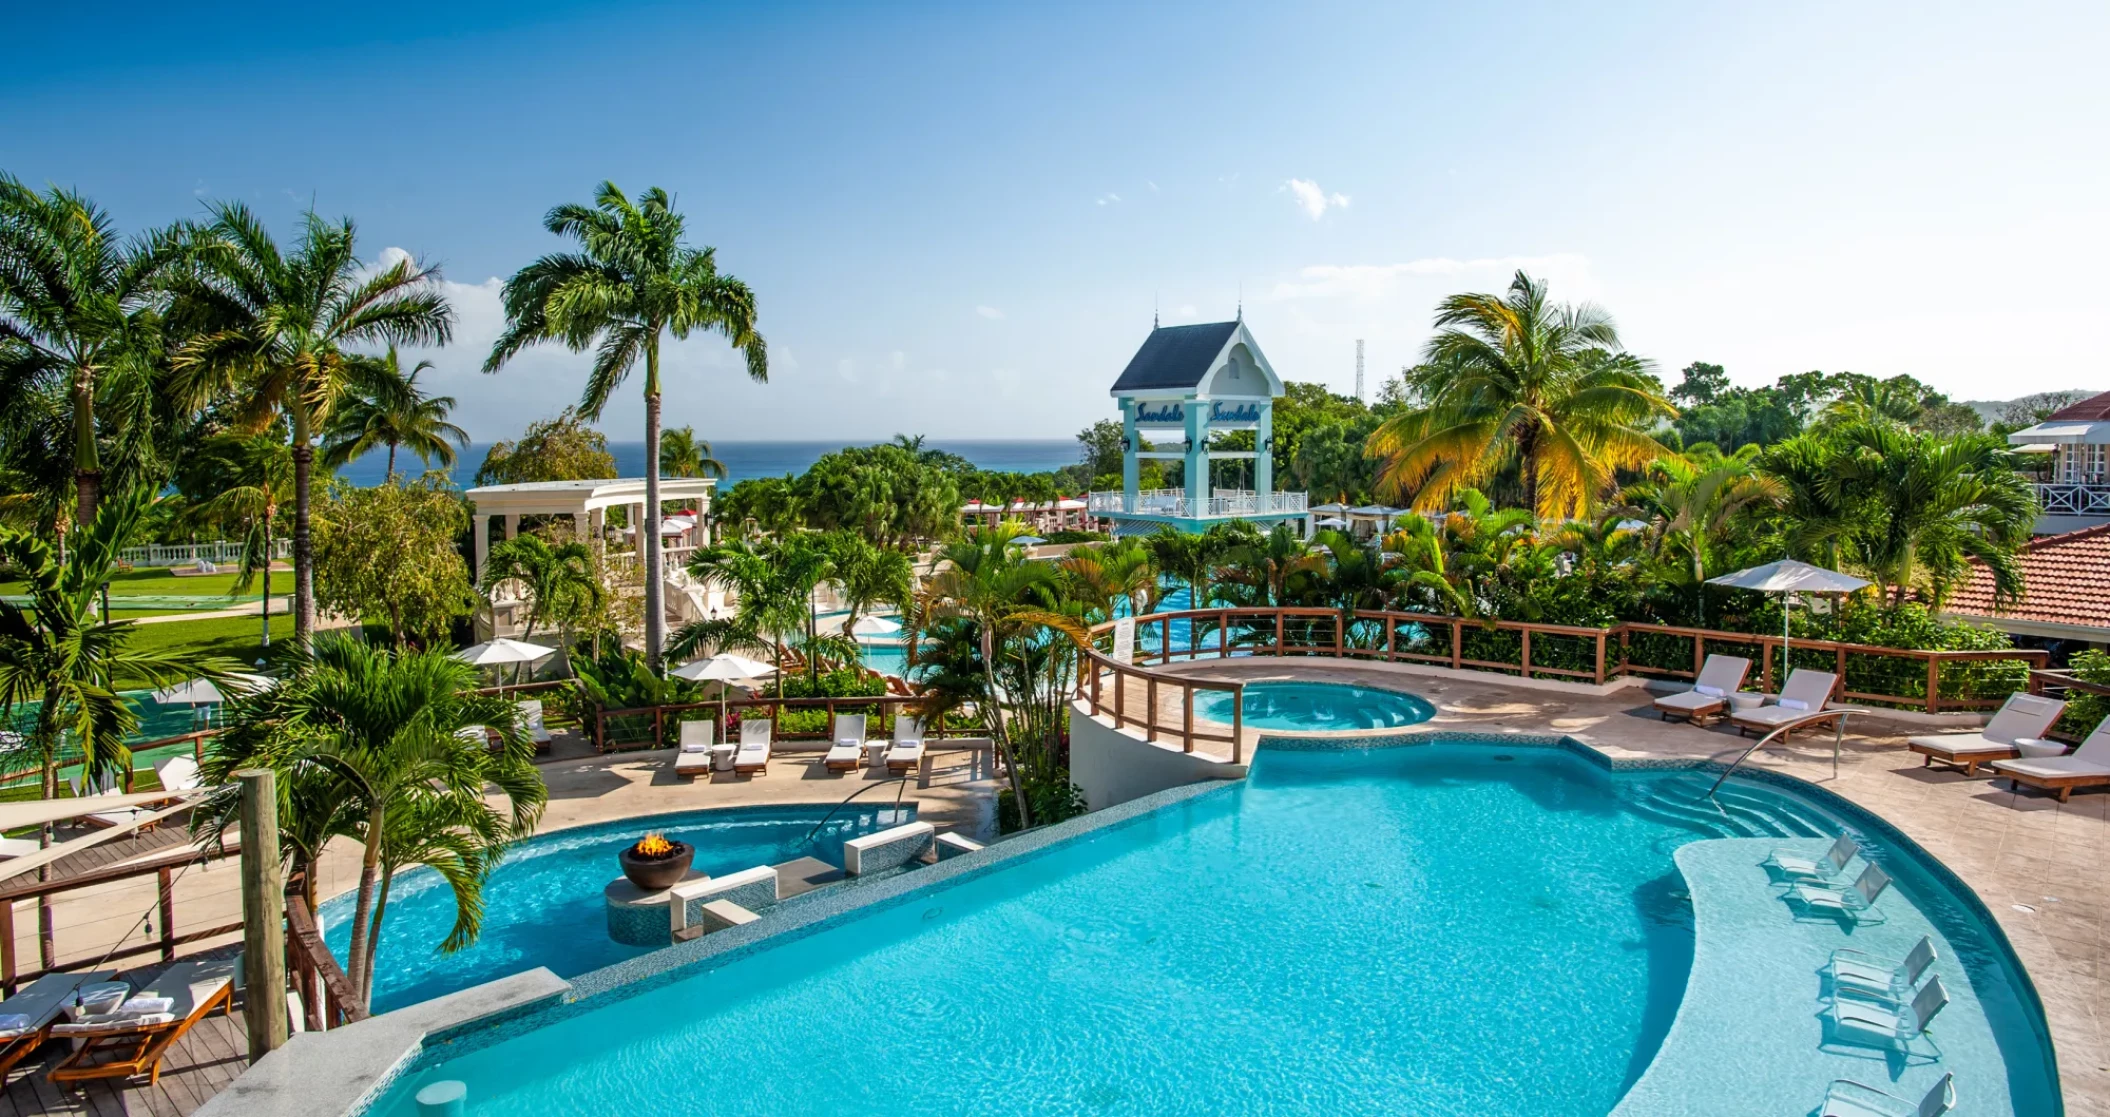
(1139, 656), (2110, 1115)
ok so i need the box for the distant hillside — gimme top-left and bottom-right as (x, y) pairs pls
(1959, 390), (2097, 425)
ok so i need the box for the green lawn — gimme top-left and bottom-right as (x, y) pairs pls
(122, 613), (296, 670)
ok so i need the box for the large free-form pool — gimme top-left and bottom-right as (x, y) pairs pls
(324, 804), (913, 1014)
(370, 745), (2057, 1116)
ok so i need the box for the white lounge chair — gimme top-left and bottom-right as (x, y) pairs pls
(1787, 862), (1891, 924)
(153, 754), (202, 794)
(0, 969), (117, 1075)
(1652, 655), (1750, 723)
(673, 720), (716, 778)
(68, 775), (157, 831)
(1819, 1073), (1954, 1117)
(1728, 669), (1839, 738)
(1830, 936), (1937, 1006)
(735, 719), (772, 775)
(886, 715), (926, 774)
(1829, 976), (1949, 1054)
(49, 957), (237, 1087)
(826, 714), (867, 773)
(1988, 718), (2110, 802)
(516, 699), (552, 751)
(1765, 833), (1858, 882)
(1907, 692), (2068, 776)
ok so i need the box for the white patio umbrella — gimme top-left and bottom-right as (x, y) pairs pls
(453, 638), (557, 667)
(671, 653), (780, 728)
(1706, 559), (1871, 674)
(1009, 535), (1047, 547)
(1315, 517), (1350, 529)
(849, 615), (901, 637)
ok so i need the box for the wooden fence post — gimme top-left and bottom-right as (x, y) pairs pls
(1450, 621), (1463, 669)
(1593, 631), (1607, 685)
(237, 769), (290, 1061)
(1521, 629), (1533, 678)
(1926, 656), (1941, 713)
(1182, 688), (1194, 753)
(156, 866), (176, 962)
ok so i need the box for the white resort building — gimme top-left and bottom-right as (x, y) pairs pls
(465, 476), (720, 636)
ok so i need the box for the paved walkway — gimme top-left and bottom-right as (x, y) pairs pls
(1145, 657), (2110, 1115)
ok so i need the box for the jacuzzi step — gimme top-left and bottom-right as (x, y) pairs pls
(773, 856), (846, 899)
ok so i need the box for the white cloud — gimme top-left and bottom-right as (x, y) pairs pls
(975, 305), (1005, 320)
(1095, 192), (1121, 206)
(1267, 254), (1600, 304)
(1283, 178), (1351, 220)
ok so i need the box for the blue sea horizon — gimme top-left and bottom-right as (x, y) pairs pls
(333, 438), (1084, 489)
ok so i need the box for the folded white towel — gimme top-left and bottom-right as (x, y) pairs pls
(118, 996), (174, 1015)
(1694, 684), (1725, 698)
(52, 1011), (176, 1035)
(837, 738), (862, 748)
(680, 740), (712, 753)
(1778, 698), (1809, 711)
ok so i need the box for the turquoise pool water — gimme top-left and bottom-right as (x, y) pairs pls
(368, 747), (2058, 1115)
(323, 805), (913, 1014)
(1193, 679), (1434, 730)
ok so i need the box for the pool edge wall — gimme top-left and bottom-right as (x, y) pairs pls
(1068, 698), (1247, 809)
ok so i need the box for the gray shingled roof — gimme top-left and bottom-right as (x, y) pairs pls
(1110, 322), (1239, 394)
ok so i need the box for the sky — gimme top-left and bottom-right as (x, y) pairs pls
(5, 0), (2108, 441)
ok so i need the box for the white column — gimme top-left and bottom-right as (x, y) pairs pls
(1121, 400), (1139, 514)
(1255, 400), (1274, 514)
(1183, 401), (1209, 517)
(472, 514), (491, 585)
(573, 512), (590, 543)
(503, 513), (519, 540)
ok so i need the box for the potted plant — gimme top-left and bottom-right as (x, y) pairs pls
(618, 832), (694, 891)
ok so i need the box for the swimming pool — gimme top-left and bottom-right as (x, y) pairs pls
(1193, 679), (1435, 731)
(368, 744), (2057, 1115)
(323, 804), (914, 1014)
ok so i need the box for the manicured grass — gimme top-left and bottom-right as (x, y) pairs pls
(120, 613), (297, 670)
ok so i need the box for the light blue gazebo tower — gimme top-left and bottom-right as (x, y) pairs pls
(1088, 317), (1310, 537)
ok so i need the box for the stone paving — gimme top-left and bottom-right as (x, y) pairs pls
(1140, 656), (2110, 1115)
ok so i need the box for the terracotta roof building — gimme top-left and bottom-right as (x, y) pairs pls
(1943, 522), (2110, 643)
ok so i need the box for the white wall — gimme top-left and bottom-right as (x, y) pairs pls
(1067, 700), (1246, 810)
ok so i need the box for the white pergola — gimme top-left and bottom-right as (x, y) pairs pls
(464, 477), (717, 584)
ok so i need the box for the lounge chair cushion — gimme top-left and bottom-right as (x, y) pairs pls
(825, 743), (862, 763)
(1732, 705), (1810, 727)
(52, 1011), (177, 1036)
(1982, 693), (2067, 745)
(886, 741), (925, 767)
(1990, 754), (2110, 780)
(1654, 690), (1724, 712)
(1906, 733), (2009, 756)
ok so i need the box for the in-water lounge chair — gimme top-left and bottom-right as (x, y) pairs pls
(673, 720), (716, 779)
(1652, 655), (1750, 724)
(1988, 719), (2110, 802)
(886, 716), (926, 774)
(1727, 669), (1840, 738)
(49, 958), (236, 1087)
(826, 714), (867, 773)
(735, 719), (773, 775)
(1818, 1073), (1955, 1117)
(1787, 862), (1891, 924)
(1907, 692), (2068, 776)
(1829, 976), (1949, 1055)
(1765, 833), (1858, 882)
(1830, 936), (1937, 1006)
(0, 970), (117, 1076)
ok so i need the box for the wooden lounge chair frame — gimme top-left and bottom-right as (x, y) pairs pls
(1906, 693), (2068, 776)
(48, 978), (233, 1087)
(1651, 655), (1750, 725)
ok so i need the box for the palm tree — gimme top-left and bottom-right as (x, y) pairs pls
(183, 433), (294, 646)
(482, 534), (603, 641)
(658, 426), (726, 480)
(320, 347), (468, 481)
(823, 532), (913, 639)
(0, 490), (231, 960)
(198, 634), (544, 1012)
(1368, 271), (1674, 518)
(1056, 538), (1155, 623)
(918, 522), (1087, 829)
(1218, 523), (1322, 608)
(486, 183), (767, 668)
(0, 176), (175, 533)
(1819, 423), (2037, 605)
(167, 204), (454, 648)
(671, 538), (832, 693)
(1620, 445), (1784, 624)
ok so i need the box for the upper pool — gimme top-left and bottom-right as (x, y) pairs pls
(370, 744), (2057, 1115)
(323, 804), (913, 1014)
(1194, 679), (1434, 731)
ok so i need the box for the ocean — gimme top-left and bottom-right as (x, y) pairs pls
(334, 439), (1083, 489)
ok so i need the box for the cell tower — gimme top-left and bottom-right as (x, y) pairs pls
(1355, 339), (1365, 401)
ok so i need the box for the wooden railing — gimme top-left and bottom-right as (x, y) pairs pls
(0, 844), (239, 995)
(592, 693), (950, 753)
(1079, 644), (1245, 762)
(284, 882), (368, 1031)
(1077, 607), (2049, 721)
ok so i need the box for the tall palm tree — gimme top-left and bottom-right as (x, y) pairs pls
(0, 490), (230, 960)
(1218, 523), (1323, 608)
(0, 176), (175, 533)
(167, 205), (454, 647)
(198, 634), (544, 1012)
(1619, 445), (1784, 625)
(320, 346), (468, 481)
(658, 425), (726, 480)
(486, 183), (767, 668)
(822, 532), (914, 639)
(671, 538), (833, 693)
(183, 433), (294, 646)
(1056, 538), (1155, 623)
(1368, 271), (1674, 518)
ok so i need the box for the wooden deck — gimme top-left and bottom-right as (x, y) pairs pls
(0, 957), (250, 1117)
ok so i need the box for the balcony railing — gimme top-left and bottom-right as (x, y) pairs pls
(1087, 489), (1309, 518)
(2034, 482), (2110, 516)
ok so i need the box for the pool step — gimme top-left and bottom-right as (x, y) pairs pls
(1620, 774), (1840, 841)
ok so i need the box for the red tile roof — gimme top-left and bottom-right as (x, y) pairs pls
(2047, 390), (2110, 422)
(1946, 522), (2110, 631)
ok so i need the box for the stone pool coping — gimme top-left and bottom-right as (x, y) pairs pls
(209, 731), (2060, 1117)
